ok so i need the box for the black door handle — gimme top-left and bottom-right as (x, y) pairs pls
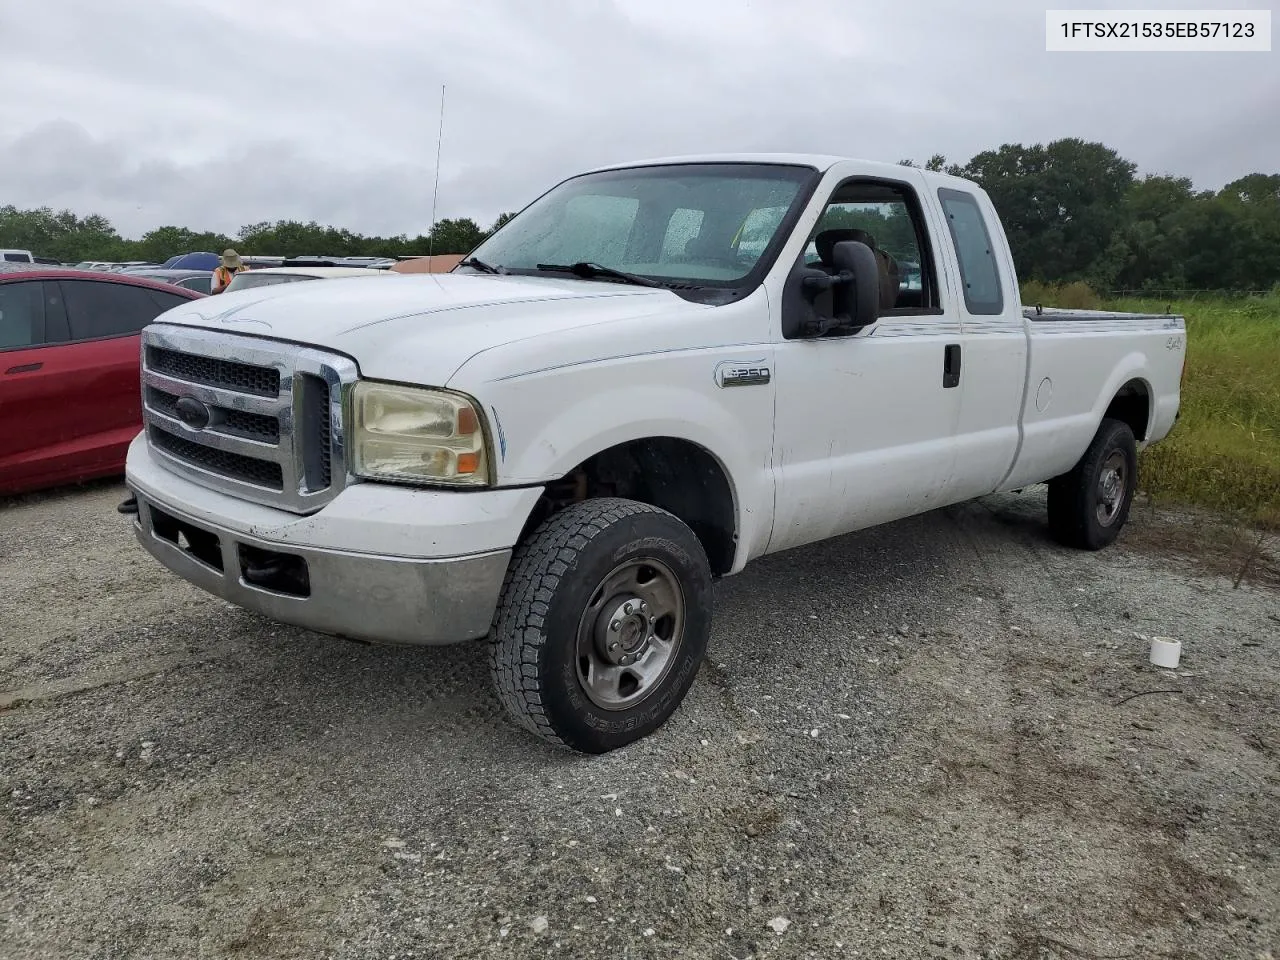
(4, 362), (43, 375)
(943, 344), (961, 388)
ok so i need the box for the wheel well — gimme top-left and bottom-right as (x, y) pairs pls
(1105, 380), (1150, 441)
(517, 438), (738, 576)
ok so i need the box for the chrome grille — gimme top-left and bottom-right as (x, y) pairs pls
(146, 346), (280, 397)
(150, 427), (285, 489)
(141, 325), (359, 513)
(146, 387), (280, 443)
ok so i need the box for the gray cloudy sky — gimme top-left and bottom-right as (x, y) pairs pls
(1, 0), (1275, 239)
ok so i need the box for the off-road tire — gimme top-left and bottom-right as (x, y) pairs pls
(489, 498), (712, 753)
(1046, 417), (1138, 551)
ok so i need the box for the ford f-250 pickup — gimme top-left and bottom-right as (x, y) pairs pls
(122, 154), (1187, 753)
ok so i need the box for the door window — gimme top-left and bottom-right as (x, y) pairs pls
(806, 181), (940, 314)
(0, 281), (45, 350)
(60, 280), (178, 341)
(142, 288), (193, 313)
(937, 188), (1004, 315)
(178, 275), (212, 294)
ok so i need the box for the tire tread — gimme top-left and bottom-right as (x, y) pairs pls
(1046, 417), (1136, 551)
(489, 497), (683, 749)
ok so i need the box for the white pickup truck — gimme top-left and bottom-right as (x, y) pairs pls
(123, 154), (1186, 753)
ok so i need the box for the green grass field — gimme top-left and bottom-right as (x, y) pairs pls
(1026, 286), (1280, 529)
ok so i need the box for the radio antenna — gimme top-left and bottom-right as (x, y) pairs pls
(428, 83), (446, 259)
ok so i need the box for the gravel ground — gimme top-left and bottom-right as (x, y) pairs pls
(2, 479), (1277, 960)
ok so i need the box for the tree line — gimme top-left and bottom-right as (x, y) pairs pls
(899, 141), (1279, 293)
(3, 138), (1277, 292)
(0, 210), (516, 266)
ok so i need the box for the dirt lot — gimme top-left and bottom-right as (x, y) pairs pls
(2, 480), (1277, 960)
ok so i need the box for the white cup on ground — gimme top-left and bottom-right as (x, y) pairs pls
(1150, 636), (1182, 669)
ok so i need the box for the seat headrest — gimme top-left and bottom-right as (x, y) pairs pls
(847, 229), (877, 249)
(814, 228), (877, 266)
(683, 234), (721, 258)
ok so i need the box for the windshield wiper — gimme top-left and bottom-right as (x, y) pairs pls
(533, 261), (663, 288)
(458, 257), (505, 274)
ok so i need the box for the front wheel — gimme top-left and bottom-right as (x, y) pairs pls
(489, 498), (712, 753)
(1046, 417), (1138, 550)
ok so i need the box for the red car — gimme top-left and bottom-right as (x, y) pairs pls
(0, 269), (206, 496)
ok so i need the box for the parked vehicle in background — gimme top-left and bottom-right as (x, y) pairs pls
(276, 256), (396, 269)
(221, 265), (397, 293)
(164, 252), (221, 271)
(122, 268), (214, 295)
(329, 256), (398, 269)
(242, 256), (286, 269)
(122, 153), (1186, 753)
(1, 250), (35, 263)
(68, 261), (151, 273)
(390, 254), (465, 274)
(0, 269), (205, 496)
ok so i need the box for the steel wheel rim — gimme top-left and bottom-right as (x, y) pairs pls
(1096, 450), (1127, 527)
(574, 557), (686, 712)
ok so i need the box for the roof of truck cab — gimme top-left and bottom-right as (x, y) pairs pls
(586, 152), (845, 173)
(582, 153), (957, 182)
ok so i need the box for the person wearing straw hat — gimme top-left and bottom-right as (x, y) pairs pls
(211, 249), (247, 294)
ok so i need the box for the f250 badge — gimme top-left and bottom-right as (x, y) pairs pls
(714, 359), (771, 388)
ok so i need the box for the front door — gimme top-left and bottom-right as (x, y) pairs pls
(767, 172), (964, 554)
(0, 278), (64, 491)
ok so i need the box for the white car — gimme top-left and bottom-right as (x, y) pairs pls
(1, 249), (34, 264)
(125, 153), (1186, 754)
(222, 266), (399, 293)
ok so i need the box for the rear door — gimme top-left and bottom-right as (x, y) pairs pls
(55, 279), (195, 475)
(928, 186), (1029, 502)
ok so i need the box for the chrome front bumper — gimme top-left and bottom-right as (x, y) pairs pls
(131, 492), (511, 646)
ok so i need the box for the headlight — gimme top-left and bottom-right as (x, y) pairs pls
(350, 382), (490, 486)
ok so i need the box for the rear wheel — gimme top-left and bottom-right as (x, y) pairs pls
(489, 498), (712, 753)
(1047, 417), (1138, 550)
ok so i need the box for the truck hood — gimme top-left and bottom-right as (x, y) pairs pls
(153, 273), (693, 385)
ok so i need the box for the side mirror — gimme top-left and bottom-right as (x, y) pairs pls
(781, 240), (881, 339)
(829, 240), (881, 330)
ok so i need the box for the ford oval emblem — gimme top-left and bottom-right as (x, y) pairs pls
(174, 396), (212, 430)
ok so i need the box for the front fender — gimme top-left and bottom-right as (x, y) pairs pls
(481, 366), (776, 572)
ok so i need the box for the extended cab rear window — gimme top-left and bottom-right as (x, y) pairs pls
(937, 188), (1004, 316)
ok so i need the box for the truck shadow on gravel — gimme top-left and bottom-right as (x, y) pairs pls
(145, 489), (1270, 764)
(212, 502), (971, 762)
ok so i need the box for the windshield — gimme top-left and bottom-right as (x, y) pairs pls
(225, 272), (319, 292)
(465, 163), (817, 288)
